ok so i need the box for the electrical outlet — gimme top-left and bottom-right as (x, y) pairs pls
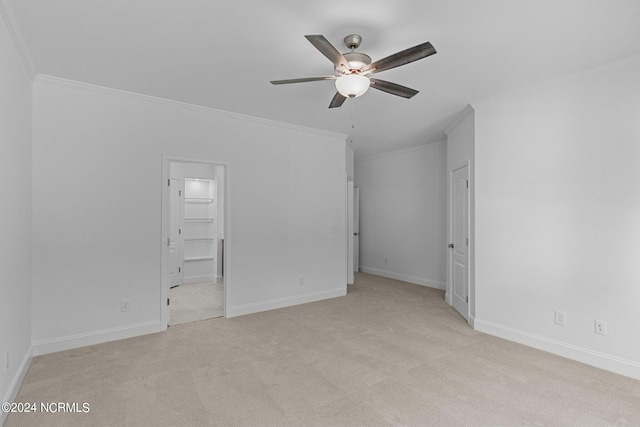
(298, 276), (304, 286)
(554, 310), (566, 326)
(120, 299), (130, 312)
(594, 320), (607, 336)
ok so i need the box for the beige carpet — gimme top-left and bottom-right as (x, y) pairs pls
(169, 282), (223, 326)
(6, 273), (640, 426)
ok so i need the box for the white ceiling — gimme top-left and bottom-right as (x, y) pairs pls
(7, 0), (640, 158)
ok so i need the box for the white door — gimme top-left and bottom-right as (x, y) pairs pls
(450, 165), (469, 319)
(168, 178), (183, 288)
(353, 187), (360, 272)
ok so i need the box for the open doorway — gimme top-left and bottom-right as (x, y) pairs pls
(161, 157), (227, 327)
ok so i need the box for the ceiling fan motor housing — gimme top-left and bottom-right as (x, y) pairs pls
(343, 52), (372, 71)
(340, 34), (371, 72)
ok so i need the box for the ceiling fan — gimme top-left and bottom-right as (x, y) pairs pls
(270, 34), (436, 108)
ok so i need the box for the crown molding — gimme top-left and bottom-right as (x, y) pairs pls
(444, 104), (474, 136)
(471, 53), (640, 108)
(346, 138), (355, 151)
(35, 74), (349, 142)
(0, 0), (37, 80)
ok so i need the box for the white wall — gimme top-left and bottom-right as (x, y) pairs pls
(0, 6), (33, 416)
(355, 142), (447, 289)
(445, 106), (475, 318)
(473, 59), (640, 379)
(31, 76), (348, 353)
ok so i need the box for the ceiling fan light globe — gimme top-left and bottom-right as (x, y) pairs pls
(335, 74), (370, 98)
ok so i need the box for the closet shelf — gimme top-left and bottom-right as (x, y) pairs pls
(184, 218), (214, 222)
(185, 197), (214, 204)
(184, 256), (215, 262)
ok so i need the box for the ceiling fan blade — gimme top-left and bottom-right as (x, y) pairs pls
(329, 92), (347, 108)
(270, 76), (335, 85)
(305, 35), (350, 72)
(369, 78), (419, 99)
(363, 42), (436, 75)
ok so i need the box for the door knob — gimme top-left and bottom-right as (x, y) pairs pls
(448, 243), (454, 249)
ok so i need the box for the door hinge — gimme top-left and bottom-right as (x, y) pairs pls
(167, 238), (170, 246)
(178, 267), (181, 273)
(466, 296), (469, 303)
(168, 179), (170, 186)
(167, 298), (170, 306)
(466, 237), (469, 246)
(178, 228), (181, 235)
(179, 190), (182, 197)
(466, 180), (469, 188)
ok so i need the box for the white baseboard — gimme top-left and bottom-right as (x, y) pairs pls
(359, 267), (446, 290)
(228, 287), (346, 318)
(32, 321), (164, 356)
(182, 275), (216, 285)
(474, 318), (640, 381)
(467, 313), (476, 328)
(1, 345), (33, 426)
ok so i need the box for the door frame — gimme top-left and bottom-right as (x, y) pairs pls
(168, 177), (184, 288)
(161, 155), (230, 328)
(347, 179), (354, 285)
(447, 160), (473, 325)
(353, 186), (360, 273)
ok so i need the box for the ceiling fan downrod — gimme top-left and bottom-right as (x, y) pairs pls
(344, 34), (362, 50)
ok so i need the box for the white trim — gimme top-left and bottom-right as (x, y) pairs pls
(471, 53), (640, 108)
(346, 138), (355, 152)
(0, 0), (37, 80)
(31, 321), (163, 357)
(355, 140), (446, 164)
(359, 267), (445, 290)
(344, 174), (350, 288)
(474, 318), (640, 381)
(162, 155), (231, 326)
(228, 288), (346, 318)
(35, 74), (349, 141)
(0, 345), (33, 425)
(467, 313), (476, 329)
